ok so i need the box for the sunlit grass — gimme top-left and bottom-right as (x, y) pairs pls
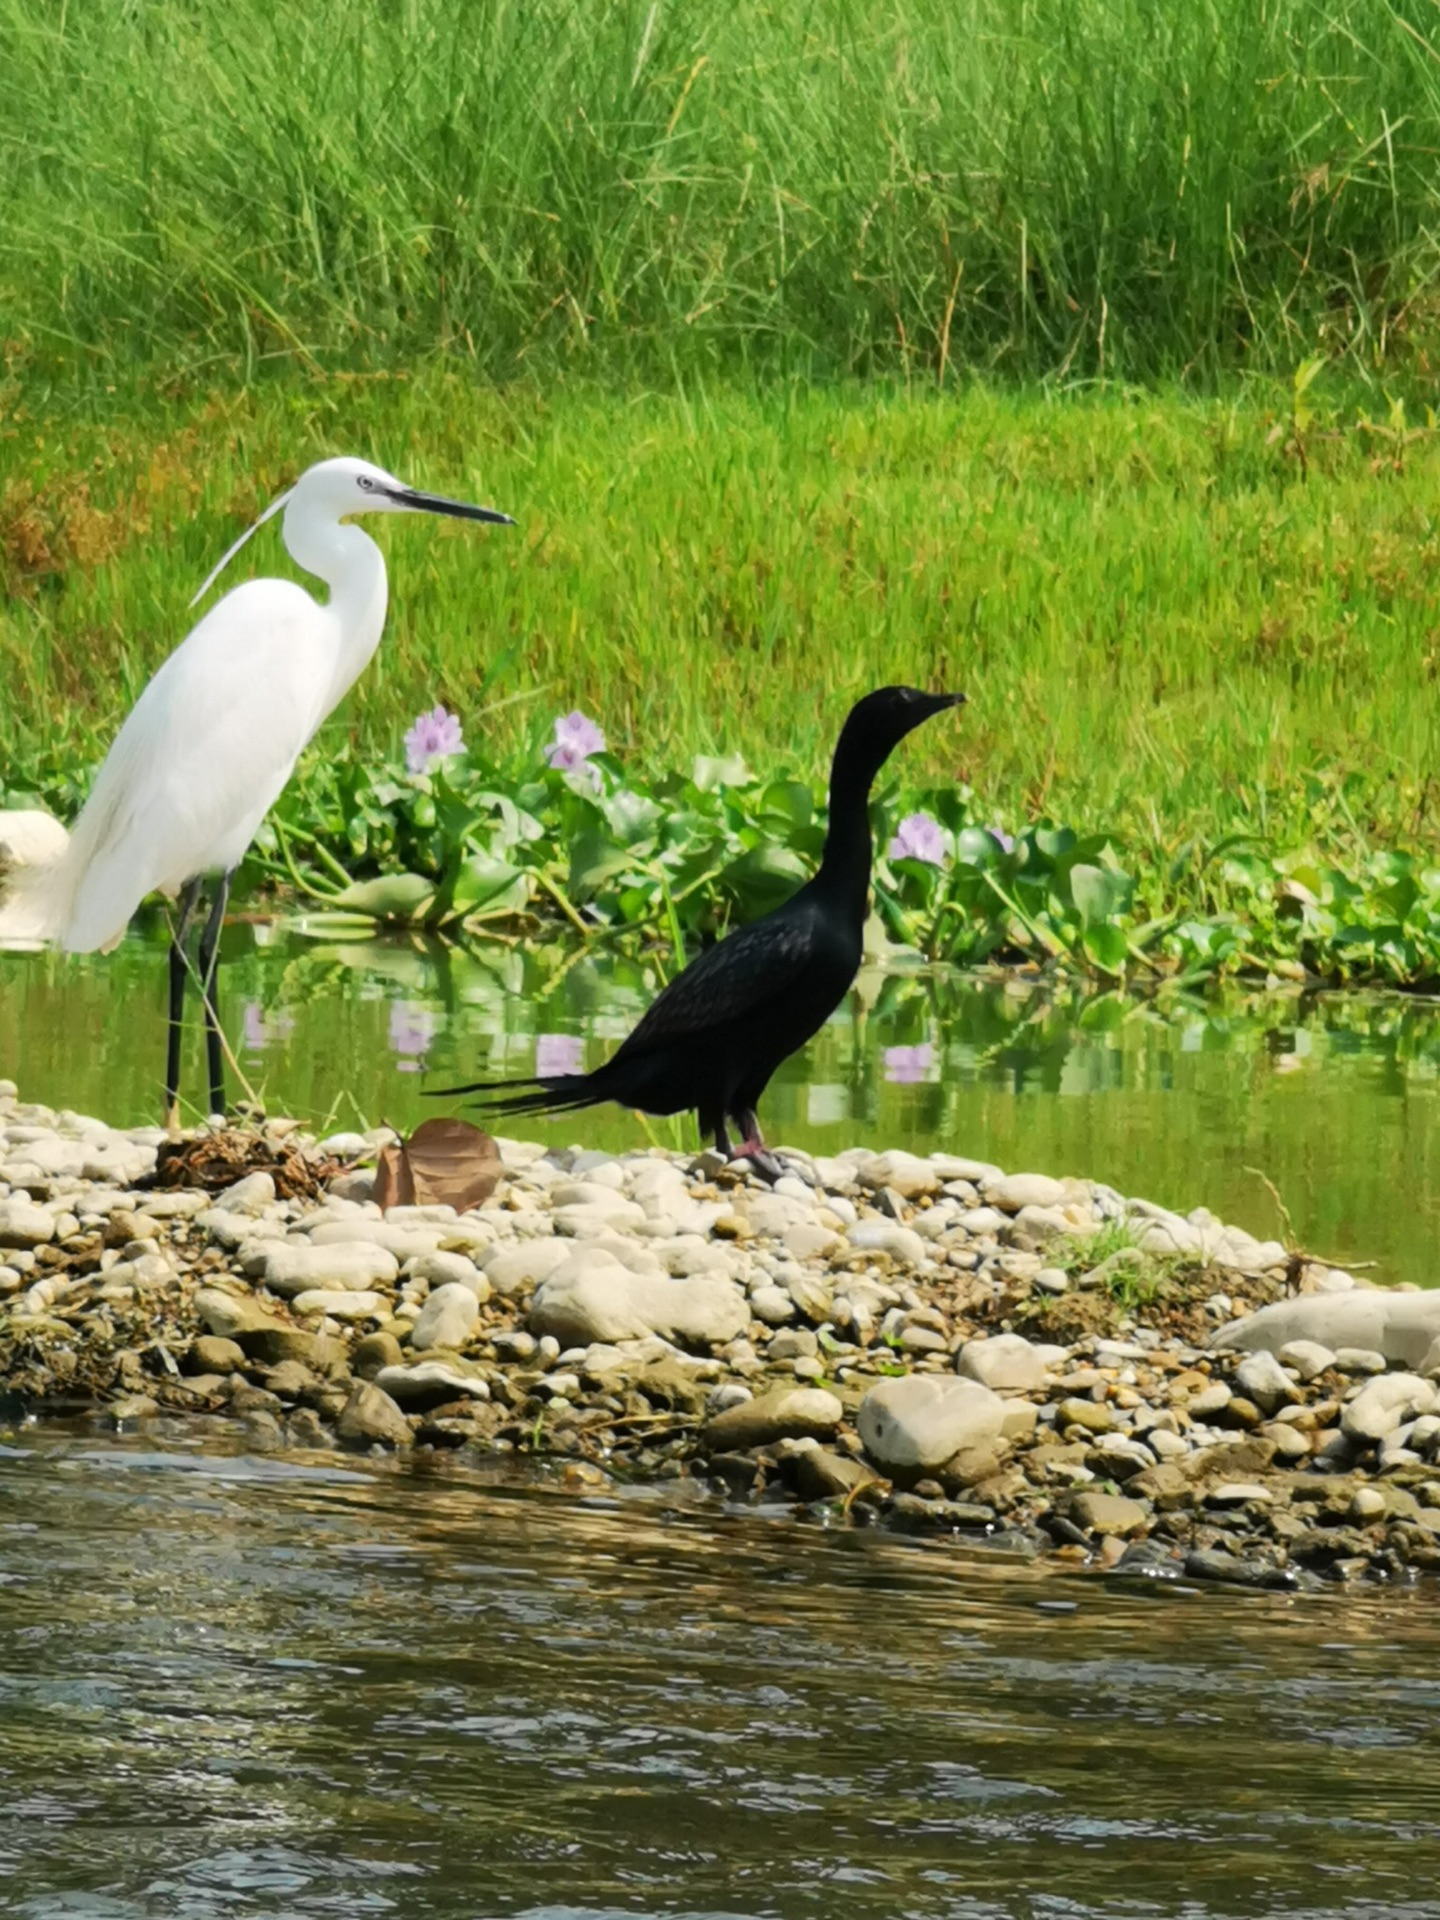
(4, 373), (1440, 861)
(4, 0), (1440, 388)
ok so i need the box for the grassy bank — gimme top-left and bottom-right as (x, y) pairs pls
(6, 374), (1440, 984)
(4, 374), (1440, 848)
(5, 0), (1440, 389)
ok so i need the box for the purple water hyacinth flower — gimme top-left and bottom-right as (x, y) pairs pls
(888, 812), (948, 866)
(389, 1001), (439, 1072)
(535, 1032), (585, 1078)
(988, 824), (1015, 855)
(404, 704), (465, 775)
(545, 710), (606, 788)
(241, 1002), (295, 1055)
(883, 1042), (936, 1085)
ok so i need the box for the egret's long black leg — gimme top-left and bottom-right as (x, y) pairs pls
(196, 870), (233, 1120)
(165, 877), (204, 1132)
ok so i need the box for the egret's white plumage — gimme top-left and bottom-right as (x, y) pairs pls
(0, 456), (511, 954)
(0, 454), (512, 1120)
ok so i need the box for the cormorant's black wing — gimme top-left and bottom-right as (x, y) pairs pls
(613, 905), (819, 1060)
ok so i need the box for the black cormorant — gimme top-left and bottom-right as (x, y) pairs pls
(443, 685), (963, 1178)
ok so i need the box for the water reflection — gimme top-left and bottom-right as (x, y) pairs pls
(2, 1430), (1440, 1918)
(5, 924), (1440, 1283)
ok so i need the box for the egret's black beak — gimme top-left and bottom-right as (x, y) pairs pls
(389, 485), (514, 526)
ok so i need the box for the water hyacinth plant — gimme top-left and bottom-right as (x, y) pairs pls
(888, 813), (949, 867)
(192, 714), (1440, 993)
(404, 705), (465, 776)
(544, 712), (607, 795)
(13, 698), (1440, 992)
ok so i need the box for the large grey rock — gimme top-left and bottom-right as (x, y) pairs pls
(192, 1287), (315, 1365)
(1277, 1339), (1336, 1382)
(856, 1375), (1006, 1473)
(1341, 1373), (1436, 1443)
(848, 1221), (927, 1266)
(254, 1240), (399, 1297)
(374, 1361), (491, 1411)
(209, 1171), (276, 1215)
(743, 1192), (816, 1238)
(309, 1219), (442, 1261)
(481, 1239), (571, 1294)
(336, 1382), (412, 1449)
(1233, 1349), (1298, 1415)
(854, 1151), (944, 1200)
(409, 1283), (480, 1352)
(988, 1172), (1069, 1213)
(704, 1386), (844, 1451)
(0, 1199), (55, 1248)
(289, 1288), (386, 1321)
(529, 1249), (748, 1349)
(1214, 1292), (1440, 1369)
(957, 1333), (1049, 1393)
(1067, 1490), (1150, 1537)
(404, 1250), (491, 1301)
(552, 1198), (647, 1236)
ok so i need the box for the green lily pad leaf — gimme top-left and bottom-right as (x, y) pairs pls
(602, 788), (663, 845)
(331, 873), (436, 922)
(1070, 862), (1133, 927)
(568, 827), (634, 899)
(758, 779), (814, 830)
(449, 854), (526, 917)
(955, 826), (1004, 868)
(1082, 921), (1129, 975)
(693, 752), (752, 791)
(719, 842), (809, 912)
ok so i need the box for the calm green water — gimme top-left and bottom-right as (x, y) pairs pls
(5, 924), (1440, 1284)
(2, 1427), (1440, 1919)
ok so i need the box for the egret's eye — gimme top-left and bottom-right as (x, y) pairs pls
(357, 475), (375, 491)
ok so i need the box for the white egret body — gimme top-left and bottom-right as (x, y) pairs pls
(0, 456), (512, 1119)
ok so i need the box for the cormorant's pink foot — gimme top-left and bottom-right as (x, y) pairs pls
(729, 1137), (787, 1185)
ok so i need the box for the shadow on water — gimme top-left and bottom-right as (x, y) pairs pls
(3, 1428), (1440, 1918)
(6, 923), (1440, 1284)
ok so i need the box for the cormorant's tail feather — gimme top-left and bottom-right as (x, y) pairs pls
(426, 1072), (600, 1119)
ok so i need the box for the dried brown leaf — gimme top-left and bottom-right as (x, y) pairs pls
(373, 1118), (502, 1214)
(371, 1140), (416, 1211)
(403, 1116), (503, 1211)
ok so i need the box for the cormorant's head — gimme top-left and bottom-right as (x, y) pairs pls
(839, 685), (965, 759)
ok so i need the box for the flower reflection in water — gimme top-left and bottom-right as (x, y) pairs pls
(536, 1032), (585, 1078)
(883, 1042), (936, 1085)
(390, 1002), (440, 1072)
(241, 1002), (296, 1057)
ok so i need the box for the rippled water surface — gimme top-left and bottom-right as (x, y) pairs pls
(7, 926), (1440, 1283)
(2, 1430), (1439, 1919)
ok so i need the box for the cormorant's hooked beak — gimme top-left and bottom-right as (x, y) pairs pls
(928, 690), (966, 713)
(383, 484), (515, 526)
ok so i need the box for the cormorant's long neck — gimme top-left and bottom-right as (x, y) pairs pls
(282, 505), (390, 718)
(815, 727), (887, 925)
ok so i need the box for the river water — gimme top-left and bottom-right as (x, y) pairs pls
(2, 1426), (1440, 1919)
(8, 935), (1440, 1912)
(5, 925), (1440, 1285)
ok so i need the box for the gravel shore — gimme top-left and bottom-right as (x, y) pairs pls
(6, 1078), (1440, 1590)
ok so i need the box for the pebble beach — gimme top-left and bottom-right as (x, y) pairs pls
(6, 1075), (1440, 1592)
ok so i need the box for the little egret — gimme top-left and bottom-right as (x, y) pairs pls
(444, 685), (963, 1179)
(0, 458), (513, 1125)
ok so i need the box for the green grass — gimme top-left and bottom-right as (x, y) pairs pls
(6, 0), (1440, 390)
(5, 373), (1440, 861)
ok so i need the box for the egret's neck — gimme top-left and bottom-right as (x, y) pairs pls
(282, 506), (389, 714)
